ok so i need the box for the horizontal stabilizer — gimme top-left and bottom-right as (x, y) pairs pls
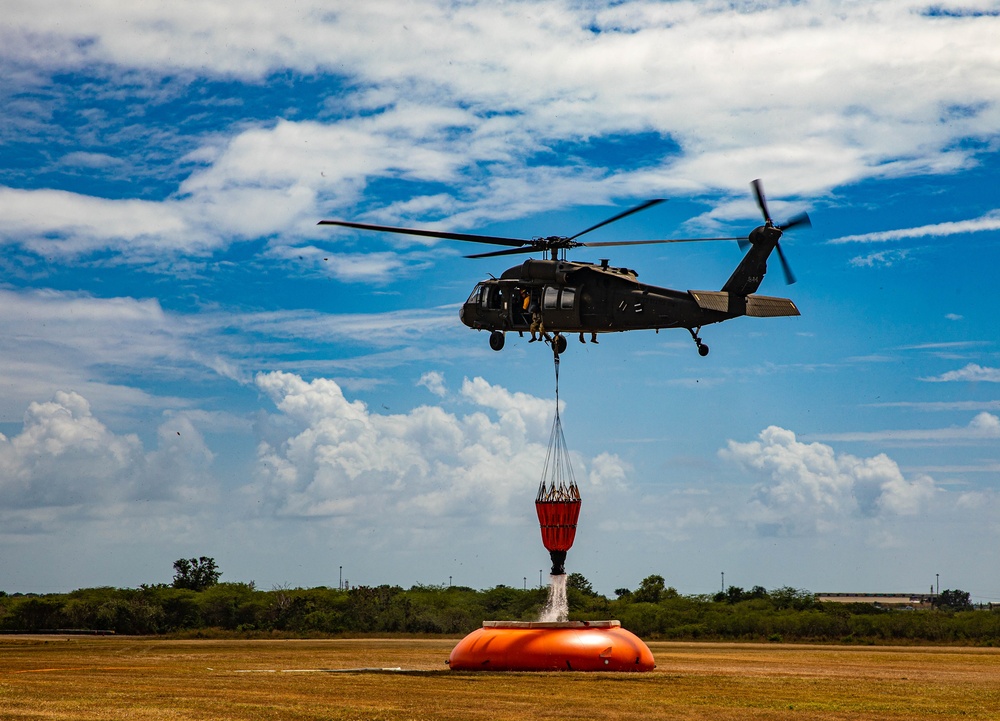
(689, 290), (799, 317)
(746, 294), (799, 317)
(689, 290), (730, 312)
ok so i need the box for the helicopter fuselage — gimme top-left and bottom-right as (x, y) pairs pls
(460, 249), (798, 354)
(319, 182), (808, 356)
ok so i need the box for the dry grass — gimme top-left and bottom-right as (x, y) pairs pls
(1, 636), (998, 720)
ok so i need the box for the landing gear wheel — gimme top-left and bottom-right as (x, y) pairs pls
(489, 330), (505, 351)
(553, 334), (568, 355)
(687, 327), (709, 357)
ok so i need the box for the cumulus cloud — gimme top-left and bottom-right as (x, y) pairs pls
(0, 391), (215, 523)
(417, 371), (447, 397)
(721, 425), (939, 535)
(250, 371), (628, 531)
(0, 391), (143, 509)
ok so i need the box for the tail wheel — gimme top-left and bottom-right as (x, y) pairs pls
(688, 327), (709, 357)
(489, 330), (505, 351)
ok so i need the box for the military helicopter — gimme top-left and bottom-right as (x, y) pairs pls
(319, 180), (810, 356)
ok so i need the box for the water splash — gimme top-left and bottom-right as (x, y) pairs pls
(538, 573), (568, 622)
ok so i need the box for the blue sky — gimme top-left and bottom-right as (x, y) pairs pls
(2, 1), (999, 603)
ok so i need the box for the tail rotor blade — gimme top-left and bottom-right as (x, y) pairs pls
(775, 242), (796, 285)
(751, 178), (772, 225)
(779, 212), (812, 232)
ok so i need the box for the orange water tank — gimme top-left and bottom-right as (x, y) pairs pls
(447, 621), (655, 672)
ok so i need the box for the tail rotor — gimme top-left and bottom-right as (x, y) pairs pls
(750, 179), (810, 285)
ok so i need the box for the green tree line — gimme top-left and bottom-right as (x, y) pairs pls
(2, 571), (997, 644)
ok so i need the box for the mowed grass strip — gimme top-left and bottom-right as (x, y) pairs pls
(1, 637), (998, 720)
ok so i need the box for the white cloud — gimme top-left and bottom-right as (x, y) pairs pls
(0, 187), (190, 255)
(587, 451), (630, 492)
(249, 371), (617, 532)
(848, 248), (913, 267)
(265, 243), (436, 284)
(870, 400), (1000, 412)
(0, 391), (215, 521)
(0, 288), (205, 419)
(830, 209), (1000, 244)
(0, 391), (142, 509)
(417, 371), (447, 397)
(721, 425), (939, 535)
(219, 305), (457, 350)
(3, 1), (1000, 264)
(0, 286), (463, 423)
(805, 413), (1000, 444)
(897, 341), (988, 351)
(922, 363), (1000, 383)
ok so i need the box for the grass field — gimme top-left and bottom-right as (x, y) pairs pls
(2, 636), (998, 720)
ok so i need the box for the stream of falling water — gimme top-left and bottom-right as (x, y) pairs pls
(538, 573), (568, 622)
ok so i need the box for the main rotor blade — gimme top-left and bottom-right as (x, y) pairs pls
(779, 212), (812, 231)
(465, 245), (544, 259)
(775, 241), (796, 285)
(318, 219), (526, 248)
(581, 236), (744, 248)
(567, 199), (666, 241)
(751, 178), (772, 225)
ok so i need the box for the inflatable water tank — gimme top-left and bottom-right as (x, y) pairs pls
(447, 620), (655, 672)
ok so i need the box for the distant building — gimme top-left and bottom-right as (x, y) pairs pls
(817, 592), (937, 608)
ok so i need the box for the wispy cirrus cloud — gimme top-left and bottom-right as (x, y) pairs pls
(805, 412), (1000, 444)
(922, 363), (1000, 383)
(897, 341), (990, 351)
(848, 248), (913, 267)
(870, 400), (1000, 412)
(830, 209), (1000, 244)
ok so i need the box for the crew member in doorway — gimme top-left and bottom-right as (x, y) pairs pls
(528, 295), (549, 343)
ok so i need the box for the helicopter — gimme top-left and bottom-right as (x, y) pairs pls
(319, 180), (810, 357)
